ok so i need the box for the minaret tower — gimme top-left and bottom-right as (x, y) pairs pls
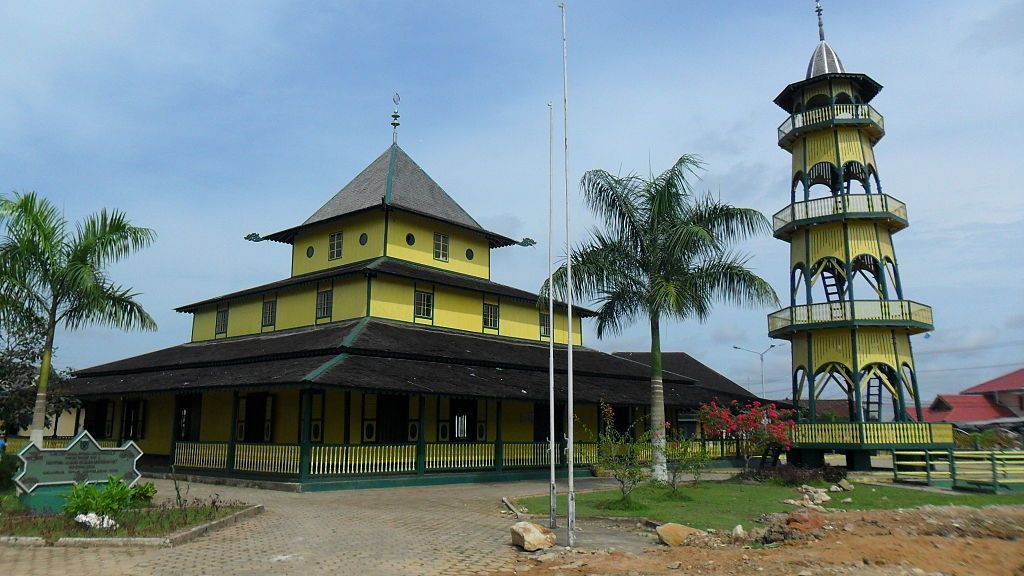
(768, 2), (934, 469)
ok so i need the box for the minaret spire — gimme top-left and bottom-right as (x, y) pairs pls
(815, 0), (826, 42)
(390, 92), (401, 145)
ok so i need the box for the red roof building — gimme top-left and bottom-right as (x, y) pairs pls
(915, 368), (1024, 425)
(916, 394), (1014, 424)
(961, 368), (1024, 395)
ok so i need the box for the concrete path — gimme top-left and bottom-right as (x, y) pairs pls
(2, 476), (640, 576)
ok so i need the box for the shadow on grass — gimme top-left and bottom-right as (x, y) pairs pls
(596, 496), (647, 512)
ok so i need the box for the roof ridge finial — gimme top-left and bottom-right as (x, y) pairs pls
(391, 92), (401, 145)
(815, 0), (826, 42)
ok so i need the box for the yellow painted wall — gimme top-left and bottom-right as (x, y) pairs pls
(226, 297), (262, 337)
(574, 403), (598, 441)
(333, 277), (367, 320)
(434, 285), (482, 332)
(370, 275), (415, 321)
(192, 307), (216, 342)
(138, 394), (173, 455)
(199, 392), (232, 441)
(349, 391), (364, 445)
(501, 401), (534, 442)
(324, 390), (346, 444)
(291, 211), (386, 276)
(276, 285), (316, 330)
(423, 395), (437, 442)
(275, 389), (299, 443)
(385, 211), (491, 279)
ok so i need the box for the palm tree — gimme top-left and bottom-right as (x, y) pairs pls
(0, 192), (156, 446)
(545, 155), (779, 481)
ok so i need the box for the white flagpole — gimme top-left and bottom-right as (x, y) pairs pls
(547, 101), (557, 530)
(559, 1), (576, 548)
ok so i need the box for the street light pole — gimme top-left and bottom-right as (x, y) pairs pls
(732, 344), (777, 399)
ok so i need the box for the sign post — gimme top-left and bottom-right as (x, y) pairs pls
(14, 430), (143, 513)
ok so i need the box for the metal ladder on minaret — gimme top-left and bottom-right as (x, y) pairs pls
(863, 378), (883, 422)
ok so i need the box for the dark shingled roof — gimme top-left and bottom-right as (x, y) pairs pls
(174, 257), (596, 317)
(612, 352), (757, 400)
(67, 319), (753, 409)
(264, 145), (517, 247)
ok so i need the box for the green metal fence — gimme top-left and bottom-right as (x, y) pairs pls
(894, 450), (1024, 493)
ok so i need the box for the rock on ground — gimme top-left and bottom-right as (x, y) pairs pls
(510, 521), (557, 552)
(656, 523), (703, 546)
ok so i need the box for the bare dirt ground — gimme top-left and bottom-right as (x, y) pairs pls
(504, 506), (1024, 576)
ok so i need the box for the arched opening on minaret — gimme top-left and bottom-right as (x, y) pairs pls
(883, 257), (904, 299)
(805, 93), (831, 111)
(866, 164), (882, 193)
(807, 162), (839, 198)
(791, 173), (805, 203)
(809, 257), (847, 304)
(793, 367), (808, 414)
(813, 362), (856, 416)
(901, 363), (919, 420)
(791, 265), (808, 305)
(842, 161), (872, 194)
(850, 254), (886, 300)
(859, 363), (906, 422)
(834, 92), (854, 105)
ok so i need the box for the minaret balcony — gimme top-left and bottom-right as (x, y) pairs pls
(768, 299), (933, 338)
(773, 193), (907, 239)
(778, 104), (885, 149)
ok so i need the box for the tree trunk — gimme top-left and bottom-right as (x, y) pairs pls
(649, 315), (668, 482)
(28, 315), (57, 447)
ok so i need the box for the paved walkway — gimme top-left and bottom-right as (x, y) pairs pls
(2, 476), (626, 576)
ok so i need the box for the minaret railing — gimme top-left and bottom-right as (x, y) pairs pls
(773, 193), (907, 234)
(778, 103), (885, 145)
(768, 299), (933, 335)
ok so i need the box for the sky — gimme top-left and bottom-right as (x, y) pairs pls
(2, 1), (1022, 403)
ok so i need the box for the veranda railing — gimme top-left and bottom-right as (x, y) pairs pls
(167, 438), (747, 480)
(4, 436), (119, 453)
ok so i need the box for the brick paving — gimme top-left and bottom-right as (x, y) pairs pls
(1, 476), (622, 576)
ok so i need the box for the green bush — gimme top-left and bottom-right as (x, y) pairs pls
(63, 476), (155, 519)
(130, 482), (157, 506)
(0, 452), (20, 491)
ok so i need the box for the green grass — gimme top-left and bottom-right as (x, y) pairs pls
(0, 489), (21, 513)
(517, 481), (1024, 531)
(0, 502), (245, 542)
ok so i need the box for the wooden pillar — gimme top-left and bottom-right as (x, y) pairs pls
(170, 394), (182, 468)
(299, 389), (313, 481)
(495, 400), (503, 472)
(73, 407), (82, 435)
(227, 392), (239, 473)
(343, 391), (351, 445)
(416, 395), (426, 476)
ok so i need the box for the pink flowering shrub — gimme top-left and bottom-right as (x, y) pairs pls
(697, 400), (796, 471)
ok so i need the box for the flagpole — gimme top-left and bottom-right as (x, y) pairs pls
(559, 1), (576, 548)
(547, 101), (557, 530)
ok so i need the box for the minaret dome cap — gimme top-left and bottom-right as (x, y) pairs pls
(806, 41), (845, 79)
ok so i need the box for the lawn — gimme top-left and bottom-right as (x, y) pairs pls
(0, 502), (246, 541)
(0, 488), (20, 513)
(517, 481), (1024, 531)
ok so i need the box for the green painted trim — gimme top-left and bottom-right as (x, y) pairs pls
(774, 212), (908, 240)
(364, 275), (372, 317)
(795, 442), (954, 450)
(302, 317), (371, 381)
(382, 210), (390, 257)
(384, 144), (397, 204)
(769, 319), (933, 339)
